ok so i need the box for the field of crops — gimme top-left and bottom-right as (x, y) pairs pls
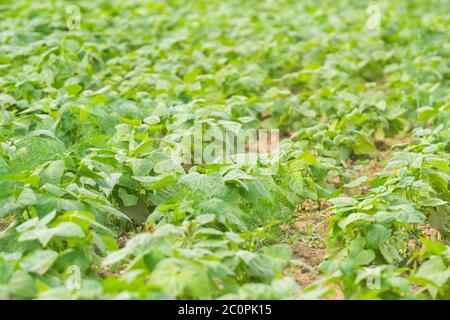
(0, 0), (449, 300)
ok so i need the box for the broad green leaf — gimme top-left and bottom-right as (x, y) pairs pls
(366, 224), (390, 249)
(20, 250), (58, 275)
(8, 271), (36, 299)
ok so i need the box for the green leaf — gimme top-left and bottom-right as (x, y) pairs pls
(149, 260), (184, 297)
(180, 262), (212, 299)
(8, 271), (36, 299)
(417, 106), (436, 122)
(17, 188), (37, 206)
(352, 249), (375, 266)
(132, 175), (176, 190)
(299, 150), (318, 165)
(330, 197), (358, 207)
(40, 160), (65, 184)
(20, 250), (58, 275)
(348, 238), (375, 265)
(344, 176), (368, 188)
(420, 198), (447, 207)
(259, 244), (292, 273)
(118, 188), (139, 207)
(66, 84), (83, 96)
(102, 249), (130, 266)
(353, 136), (377, 155)
(51, 222), (85, 239)
(0, 263), (13, 284)
(179, 172), (225, 196)
(338, 213), (372, 229)
(366, 224), (390, 249)
(248, 255), (275, 282)
(416, 256), (450, 298)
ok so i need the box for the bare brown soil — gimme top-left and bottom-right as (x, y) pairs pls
(281, 199), (344, 299)
(283, 135), (414, 299)
(0, 219), (10, 231)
